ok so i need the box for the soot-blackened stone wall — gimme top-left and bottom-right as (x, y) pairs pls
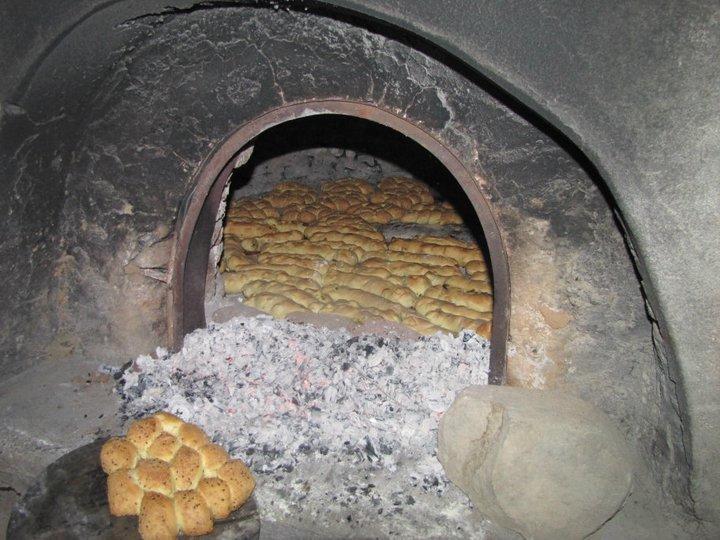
(0, 6), (689, 509)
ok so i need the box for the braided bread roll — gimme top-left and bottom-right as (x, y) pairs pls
(101, 412), (255, 539)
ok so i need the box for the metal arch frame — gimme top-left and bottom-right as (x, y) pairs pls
(168, 99), (510, 384)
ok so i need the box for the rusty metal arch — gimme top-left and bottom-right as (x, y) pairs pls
(169, 100), (510, 384)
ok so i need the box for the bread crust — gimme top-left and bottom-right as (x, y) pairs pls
(101, 437), (139, 473)
(424, 285), (493, 312)
(219, 175), (495, 339)
(102, 413), (255, 539)
(218, 460), (256, 509)
(107, 469), (144, 516)
(243, 292), (309, 318)
(170, 446), (202, 491)
(126, 417), (161, 452)
(139, 492), (178, 540)
(173, 490), (214, 536)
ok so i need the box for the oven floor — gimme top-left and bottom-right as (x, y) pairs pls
(0, 353), (700, 539)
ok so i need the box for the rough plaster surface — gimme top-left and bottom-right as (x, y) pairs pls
(0, 2), (698, 529)
(327, 0), (720, 525)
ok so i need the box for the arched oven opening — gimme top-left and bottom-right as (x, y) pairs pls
(170, 101), (509, 384)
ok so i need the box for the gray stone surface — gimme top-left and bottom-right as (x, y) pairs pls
(0, 352), (703, 539)
(0, 357), (124, 539)
(7, 439), (260, 539)
(439, 386), (634, 539)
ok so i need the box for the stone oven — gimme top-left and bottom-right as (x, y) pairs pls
(1, 2), (718, 539)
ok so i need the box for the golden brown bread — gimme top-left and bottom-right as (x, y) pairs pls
(303, 224), (384, 242)
(317, 193), (367, 211)
(398, 207), (464, 225)
(240, 280), (322, 312)
(102, 412), (255, 539)
(265, 220), (306, 233)
(261, 189), (317, 208)
(107, 469), (144, 516)
(424, 285), (493, 312)
(317, 300), (397, 323)
(321, 177), (375, 195)
(101, 437), (139, 473)
(153, 411), (186, 435)
(198, 443), (230, 476)
(308, 231), (385, 253)
(146, 433), (181, 462)
(178, 423), (210, 451)
(320, 213), (377, 232)
(197, 478), (232, 519)
(361, 258), (461, 278)
(281, 202), (323, 223)
(173, 490), (214, 536)
(404, 274), (432, 296)
(415, 296), (491, 321)
(170, 446), (203, 491)
(139, 492), (178, 540)
(226, 198), (280, 221)
(256, 253), (329, 272)
(224, 221), (275, 240)
(331, 262), (405, 286)
(126, 417), (162, 452)
(222, 249), (254, 272)
(223, 268), (320, 294)
(421, 271), (449, 287)
(346, 204), (394, 224)
(424, 310), (492, 338)
(400, 313), (447, 335)
(238, 230), (305, 252)
(443, 275), (492, 294)
(320, 285), (404, 318)
(263, 240), (359, 265)
(134, 459), (174, 497)
(219, 176), (495, 338)
(243, 292), (309, 318)
(359, 249), (456, 268)
(324, 268), (416, 309)
(388, 238), (478, 265)
(464, 259), (488, 275)
(227, 273), (320, 295)
(218, 460), (257, 509)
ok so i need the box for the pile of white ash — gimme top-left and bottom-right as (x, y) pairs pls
(117, 316), (490, 537)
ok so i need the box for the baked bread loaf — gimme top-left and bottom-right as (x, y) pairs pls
(244, 292), (310, 318)
(219, 175), (495, 340)
(321, 177), (375, 196)
(101, 412), (255, 539)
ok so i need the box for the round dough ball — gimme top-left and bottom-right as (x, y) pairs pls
(146, 433), (181, 462)
(218, 460), (255, 509)
(171, 446), (202, 490)
(174, 489), (213, 536)
(178, 423), (210, 450)
(198, 443), (230, 476)
(126, 417), (161, 452)
(107, 469), (143, 516)
(197, 477), (232, 519)
(152, 411), (185, 435)
(134, 459), (174, 497)
(139, 492), (178, 540)
(100, 437), (138, 474)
